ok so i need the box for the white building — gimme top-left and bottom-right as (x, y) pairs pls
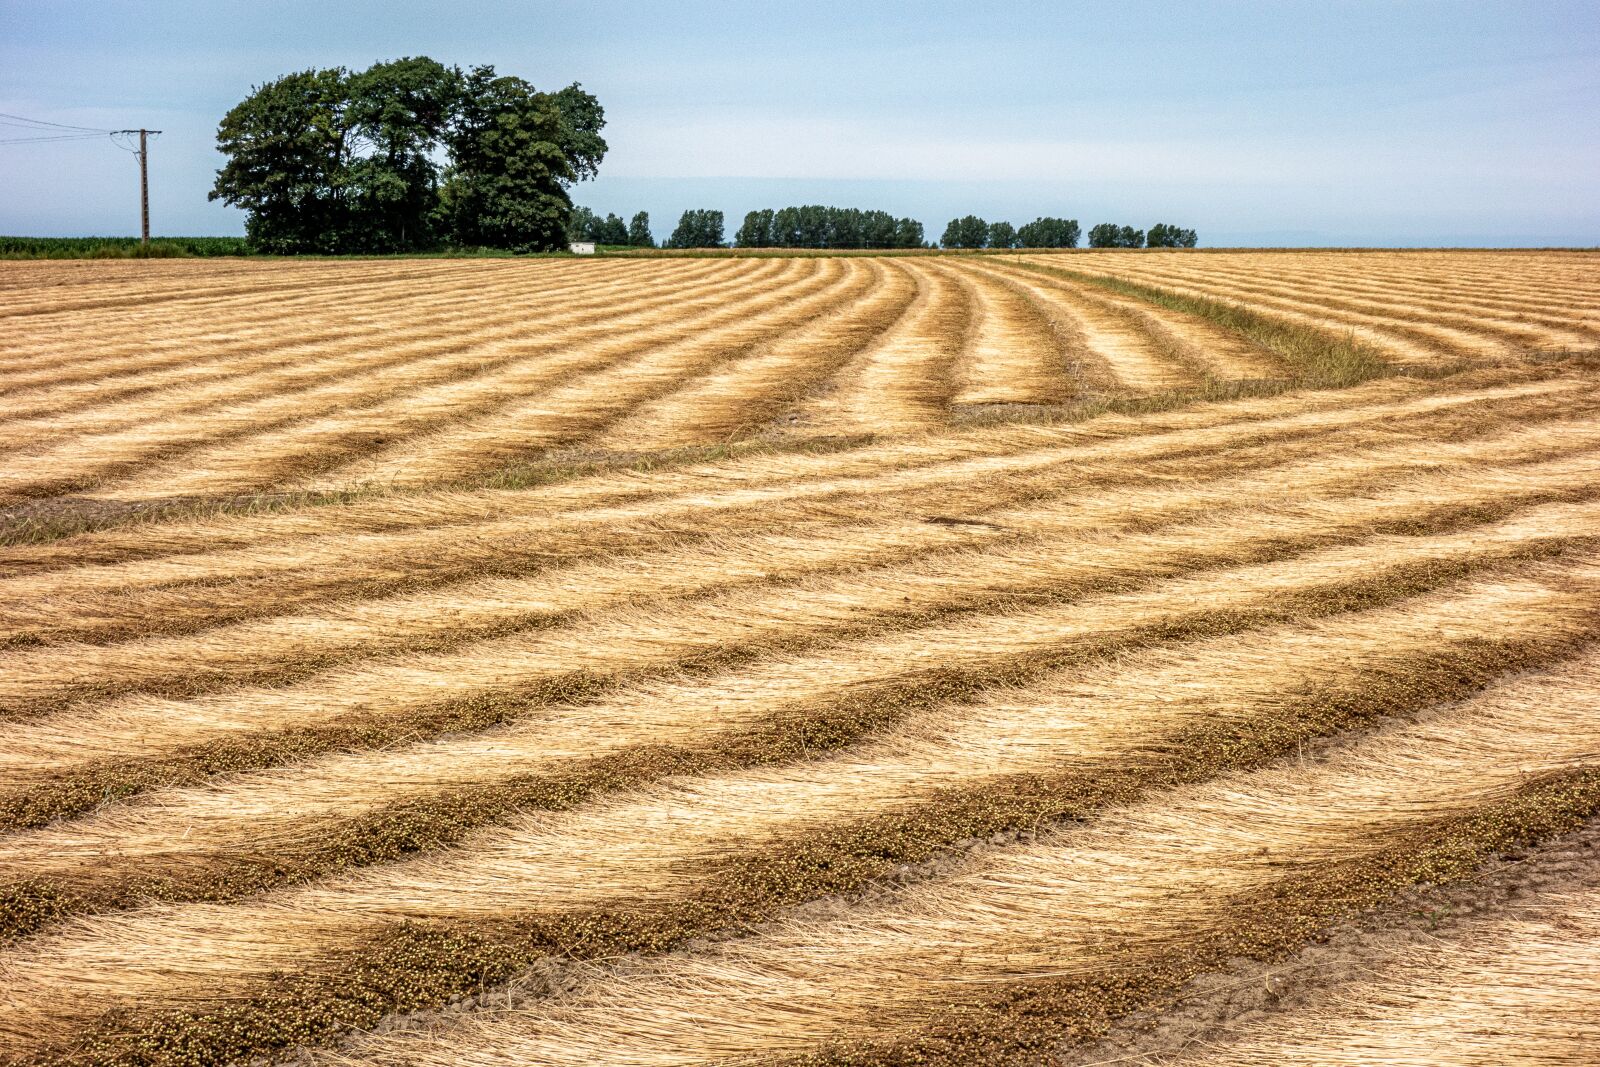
(568, 241), (596, 255)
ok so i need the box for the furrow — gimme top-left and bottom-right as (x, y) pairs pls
(0, 263), (762, 497)
(0, 260), (640, 408)
(979, 259), (1286, 380)
(4, 558), (1593, 931)
(1151, 259), (1600, 351)
(93, 260), (784, 498)
(5, 412), (1599, 711)
(1049, 257), (1447, 365)
(1162, 889), (1600, 1067)
(1, 367), (1560, 567)
(935, 259), (1079, 404)
(1081, 259), (1516, 363)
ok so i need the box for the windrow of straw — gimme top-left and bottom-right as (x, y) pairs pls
(6, 464), (1596, 816)
(304, 258), (870, 489)
(2, 372), (1582, 635)
(8, 405), (1597, 710)
(64, 647), (1590, 1067)
(0, 253), (1595, 1067)
(1160, 887), (1600, 1067)
(0, 364), (1568, 562)
(0, 260), (796, 500)
(4, 556), (1594, 932)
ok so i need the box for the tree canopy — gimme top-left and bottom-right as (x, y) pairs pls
(665, 209), (725, 248)
(210, 58), (606, 254)
(1016, 217), (1080, 248)
(733, 206), (924, 249)
(628, 211), (655, 248)
(987, 221), (1017, 249)
(940, 215), (989, 249)
(1088, 223), (1146, 248)
(1147, 223), (1199, 248)
(568, 205), (653, 246)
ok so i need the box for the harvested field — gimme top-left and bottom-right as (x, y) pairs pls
(0, 249), (1597, 1067)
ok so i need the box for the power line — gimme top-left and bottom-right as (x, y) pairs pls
(0, 110), (115, 134)
(2, 113), (163, 243)
(0, 133), (110, 145)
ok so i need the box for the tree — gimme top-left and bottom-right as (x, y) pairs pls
(941, 215), (988, 249)
(1088, 223), (1145, 248)
(213, 58), (606, 254)
(567, 205), (599, 242)
(1147, 222), (1198, 248)
(665, 209), (724, 248)
(894, 217), (925, 248)
(440, 65), (574, 252)
(735, 209), (775, 247)
(344, 56), (458, 252)
(987, 221), (1017, 249)
(210, 67), (358, 254)
(1016, 217), (1080, 248)
(628, 210), (654, 247)
(861, 210), (898, 249)
(594, 212), (628, 245)
(545, 83), (608, 183)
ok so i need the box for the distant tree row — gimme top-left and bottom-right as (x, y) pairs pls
(1147, 223), (1199, 247)
(568, 207), (654, 247)
(1087, 222), (1199, 248)
(210, 57), (606, 254)
(665, 210), (726, 249)
(940, 216), (1084, 249)
(733, 206), (925, 249)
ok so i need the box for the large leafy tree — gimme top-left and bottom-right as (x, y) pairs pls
(546, 83), (608, 182)
(440, 66), (573, 252)
(987, 220), (1017, 249)
(345, 57), (458, 252)
(736, 205), (924, 249)
(567, 205), (599, 242)
(213, 58), (606, 253)
(893, 217), (926, 248)
(210, 67), (357, 254)
(735, 209), (775, 247)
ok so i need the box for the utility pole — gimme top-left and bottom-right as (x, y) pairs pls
(115, 128), (161, 244)
(139, 129), (149, 245)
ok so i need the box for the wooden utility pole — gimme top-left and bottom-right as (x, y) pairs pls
(138, 129), (149, 245)
(116, 128), (160, 244)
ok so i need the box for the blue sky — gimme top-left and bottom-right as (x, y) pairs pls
(2, 0), (1596, 245)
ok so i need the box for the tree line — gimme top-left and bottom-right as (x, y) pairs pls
(732, 206), (925, 249)
(210, 57), (606, 254)
(567, 207), (655, 247)
(1086, 222), (1198, 248)
(209, 61), (1198, 256)
(647, 210), (1197, 250)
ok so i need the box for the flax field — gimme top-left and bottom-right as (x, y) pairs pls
(1, 249), (1598, 1067)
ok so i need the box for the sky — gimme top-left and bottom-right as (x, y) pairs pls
(1, 0), (1597, 246)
